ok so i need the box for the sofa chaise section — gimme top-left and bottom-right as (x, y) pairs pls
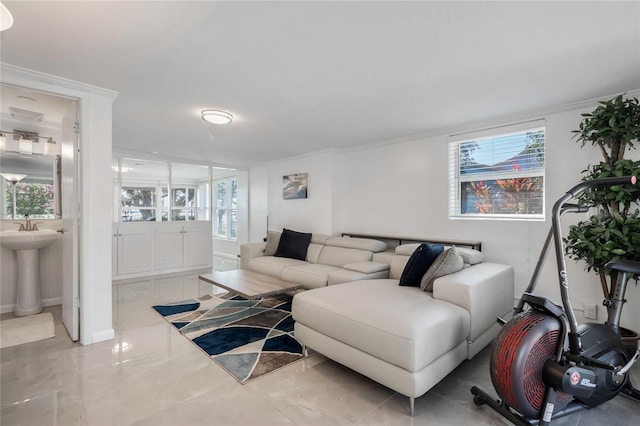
(292, 244), (514, 416)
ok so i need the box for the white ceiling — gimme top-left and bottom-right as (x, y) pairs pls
(1, 1), (638, 169)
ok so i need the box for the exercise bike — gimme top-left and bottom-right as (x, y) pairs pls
(471, 176), (640, 425)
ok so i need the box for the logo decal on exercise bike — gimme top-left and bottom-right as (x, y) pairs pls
(570, 371), (580, 385)
(560, 270), (569, 288)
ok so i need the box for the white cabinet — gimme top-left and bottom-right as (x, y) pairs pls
(113, 224), (153, 275)
(154, 224), (184, 271)
(112, 221), (212, 279)
(183, 223), (213, 267)
(155, 222), (212, 271)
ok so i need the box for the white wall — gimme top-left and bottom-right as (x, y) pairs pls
(262, 149), (340, 235)
(248, 96), (640, 331)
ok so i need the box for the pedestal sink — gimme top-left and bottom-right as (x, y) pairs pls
(1, 229), (60, 316)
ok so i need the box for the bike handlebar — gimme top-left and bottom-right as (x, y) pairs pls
(551, 175), (637, 354)
(564, 175), (637, 200)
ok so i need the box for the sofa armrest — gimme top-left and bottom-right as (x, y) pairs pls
(432, 263), (514, 342)
(240, 242), (267, 270)
(343, 261), (390, 274)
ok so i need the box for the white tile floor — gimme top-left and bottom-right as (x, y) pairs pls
(1, 257), (639, 425)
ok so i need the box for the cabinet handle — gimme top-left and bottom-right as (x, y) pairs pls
(57, 228), (65, 234)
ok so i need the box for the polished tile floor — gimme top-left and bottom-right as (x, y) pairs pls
(1, 257), (639, 425)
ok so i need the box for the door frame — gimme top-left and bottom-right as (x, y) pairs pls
(1, 63), (118, 345)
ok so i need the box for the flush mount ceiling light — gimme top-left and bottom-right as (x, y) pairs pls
(201, 109), (233, 125)
(0, 2), (13, 32)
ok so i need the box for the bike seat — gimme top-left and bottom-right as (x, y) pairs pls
(605, 260), (640, 275)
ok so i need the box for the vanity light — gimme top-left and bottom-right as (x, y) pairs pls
(201, 109), (233, 125)
(18, 138), (32, 155)
(43, 138), (60, 156)
(0, 130), (59, 156)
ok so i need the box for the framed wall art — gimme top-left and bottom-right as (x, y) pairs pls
(283, 173), (308, 199)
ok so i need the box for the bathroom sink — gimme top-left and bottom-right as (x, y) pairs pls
(0, 229), (60, 251)
(1, 229), (60, 316)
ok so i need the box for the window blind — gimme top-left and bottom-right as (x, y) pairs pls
(448, 120), (546, 220)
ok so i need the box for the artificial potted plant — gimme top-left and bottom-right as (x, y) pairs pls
(564, 94), (640, 347)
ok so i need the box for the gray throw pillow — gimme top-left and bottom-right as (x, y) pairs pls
(420, 247), (464, 292)
(263, 230), (281, 256)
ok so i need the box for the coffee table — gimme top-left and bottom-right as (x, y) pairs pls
(198, 270), (302, 343)
(198, 269), (301, 299)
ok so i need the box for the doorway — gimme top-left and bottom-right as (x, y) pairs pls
(0, 83), (80, 341)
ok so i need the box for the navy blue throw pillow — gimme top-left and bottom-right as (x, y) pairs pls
(274, 228), (312, 261)
(399, 243), (444, 287)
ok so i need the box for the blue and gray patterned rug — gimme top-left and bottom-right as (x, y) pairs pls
(152, 294), (305, 383)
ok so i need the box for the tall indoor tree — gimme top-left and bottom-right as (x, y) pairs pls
(565, 95), (640, 316)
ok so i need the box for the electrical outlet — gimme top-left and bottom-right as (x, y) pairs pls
(584, 302), (597, 320)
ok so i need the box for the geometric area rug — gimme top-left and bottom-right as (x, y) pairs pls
(152, 294), (306, 384)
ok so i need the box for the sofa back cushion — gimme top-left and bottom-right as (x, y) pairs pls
(318, 246), (373, 267)
(325, 237), (387, 252)
(306, 243), (325, 264)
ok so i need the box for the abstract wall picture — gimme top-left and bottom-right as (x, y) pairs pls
(283, 173), (308, 199)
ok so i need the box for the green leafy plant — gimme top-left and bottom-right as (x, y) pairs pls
(565, 95), (640, 305)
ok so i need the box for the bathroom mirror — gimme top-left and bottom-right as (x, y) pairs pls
(0, 84), (71, 220)
(0, 152), (61, 220)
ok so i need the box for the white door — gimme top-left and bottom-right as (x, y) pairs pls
(61, 100), (79, 341)
(117, 225), (153, 275)
(183, 222), (213, 268)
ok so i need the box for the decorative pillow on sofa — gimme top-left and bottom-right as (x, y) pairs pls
(420, 247), (464, 292)
(274, 228), (312, 261)
(399, 243), (444, 287)
(263, 230), (281, 256)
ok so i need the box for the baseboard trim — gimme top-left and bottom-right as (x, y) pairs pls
(91, 328), (115, 345)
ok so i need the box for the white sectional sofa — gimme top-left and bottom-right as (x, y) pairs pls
(240, 233), (514, 416)
(240, 232), (391, 288)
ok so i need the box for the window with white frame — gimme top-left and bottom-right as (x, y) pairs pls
(448, 121), (545, 220)
(113, 158), (212, 222)
(214, 177), (237, 240)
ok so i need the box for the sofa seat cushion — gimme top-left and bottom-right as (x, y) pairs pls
(292, 279), (470, 373)
(281, 263), (343, 289)
(248, 256), (308, 277)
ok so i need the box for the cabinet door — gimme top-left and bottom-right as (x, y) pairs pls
(183, 222), (213, 268)
(117, 225), (153, 275)
(154, 223), (184, 271)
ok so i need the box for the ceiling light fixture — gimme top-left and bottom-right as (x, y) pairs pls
(202, 109), (233, 125)
(0, 2), (13, 32)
